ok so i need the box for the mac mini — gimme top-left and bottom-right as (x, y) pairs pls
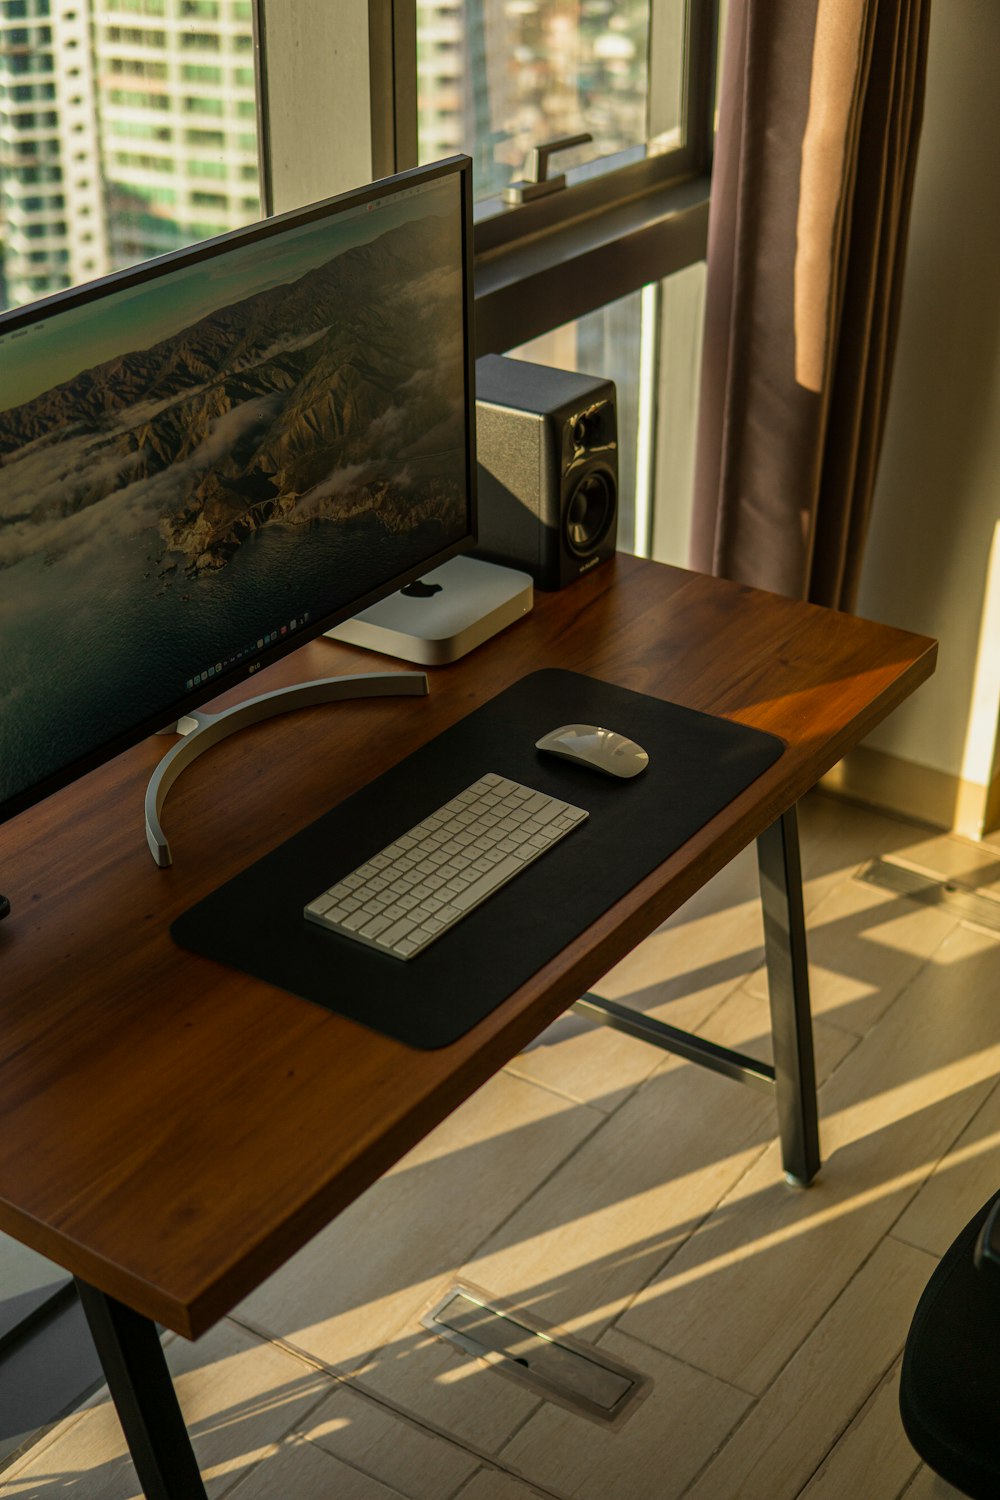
(325, 554), (533, 665)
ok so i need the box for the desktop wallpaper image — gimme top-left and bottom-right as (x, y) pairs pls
(0, 175), (469, 813)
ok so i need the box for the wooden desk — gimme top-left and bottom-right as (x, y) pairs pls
(0, 557), (936, 1497)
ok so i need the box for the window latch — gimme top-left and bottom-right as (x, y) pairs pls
(503, 133), (593, 206)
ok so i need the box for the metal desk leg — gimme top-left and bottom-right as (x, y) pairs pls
(756, 807), (821, 1186)
(75, 1280), (207, 1500)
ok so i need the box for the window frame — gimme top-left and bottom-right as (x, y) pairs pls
(253, 0), (718, 356)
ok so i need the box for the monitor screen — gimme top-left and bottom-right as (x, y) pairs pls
(0, 156), (475, 828)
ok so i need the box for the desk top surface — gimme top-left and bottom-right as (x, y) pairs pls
(0, 558), (936, 1337)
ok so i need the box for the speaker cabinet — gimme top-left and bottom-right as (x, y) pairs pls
(473, 353), (618, 590)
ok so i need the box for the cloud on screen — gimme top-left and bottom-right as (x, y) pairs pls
(0, 393), (283, 572)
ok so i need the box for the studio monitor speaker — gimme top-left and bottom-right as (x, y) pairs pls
(473, 353), (618, 590)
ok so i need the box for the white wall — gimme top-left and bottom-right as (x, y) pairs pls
(855, 0), (1000, 808)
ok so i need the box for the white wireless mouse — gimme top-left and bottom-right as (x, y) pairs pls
(535, 723), (649, 779)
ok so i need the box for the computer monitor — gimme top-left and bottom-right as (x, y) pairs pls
(0, 155), (476, 849)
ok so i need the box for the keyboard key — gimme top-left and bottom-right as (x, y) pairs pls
(359, 914), (393, 939)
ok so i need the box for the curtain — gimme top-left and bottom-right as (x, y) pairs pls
(689, 0), (932, 611)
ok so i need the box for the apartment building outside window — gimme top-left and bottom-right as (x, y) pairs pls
(0, 0), (260, 303)
(0, 0), (107, 303)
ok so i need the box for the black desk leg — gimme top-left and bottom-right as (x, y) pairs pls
(756, 807), (821, 1186)
(74, 1280), (207, 1500)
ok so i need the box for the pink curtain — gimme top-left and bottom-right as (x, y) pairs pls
(690, 0), (932, 610)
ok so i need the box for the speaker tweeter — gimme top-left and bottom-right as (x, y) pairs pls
(473, 354), (618, 590)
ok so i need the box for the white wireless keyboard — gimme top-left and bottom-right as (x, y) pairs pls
(303, 772), (588, 960)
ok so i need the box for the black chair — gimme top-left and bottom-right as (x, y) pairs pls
(899, 1190), (1000, 1498)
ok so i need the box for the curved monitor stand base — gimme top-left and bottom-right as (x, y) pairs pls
(144, 670), (428, 868)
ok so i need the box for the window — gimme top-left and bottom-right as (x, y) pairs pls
(112, 150), (174, 170)
(183, 94), (224, 114)
(108, 117), (172, 140)
(188, 155), (225, 176)
(104, 25), (167, 44)
(9, 81), (55, 99)
(110, 56), (168, 78)
(181, 62), (221, 82)
(107, 87), (170, 108)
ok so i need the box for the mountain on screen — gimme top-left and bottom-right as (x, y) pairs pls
(0, 212), (466, 576)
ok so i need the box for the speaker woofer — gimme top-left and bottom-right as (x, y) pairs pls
(565, 468), (615, 556)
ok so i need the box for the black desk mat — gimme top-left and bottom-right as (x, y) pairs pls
(172, 669), (784, 1048)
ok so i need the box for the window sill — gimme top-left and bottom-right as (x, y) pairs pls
(474, 172), (710, 355)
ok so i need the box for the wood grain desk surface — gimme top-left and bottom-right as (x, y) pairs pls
(0, 558), (936, 1339)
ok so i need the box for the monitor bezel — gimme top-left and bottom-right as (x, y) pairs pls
(0, 154), (477, 830)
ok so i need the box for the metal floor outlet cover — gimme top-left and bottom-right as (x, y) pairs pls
(420, 1283), (651, 1427)
(856, 858), (1000, 933)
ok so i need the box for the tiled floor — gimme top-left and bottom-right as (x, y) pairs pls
(3, 791), (999, 1499)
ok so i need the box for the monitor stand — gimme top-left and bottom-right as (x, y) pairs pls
(144, 671), (427, 868)
(324, 555), (533, 664)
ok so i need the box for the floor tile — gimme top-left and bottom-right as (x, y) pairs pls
(457, 1060), (772, 1354)
(893, 1073), (1000, 1256)
(236, 1070), (601, 1374)
(452, 1469), (565, 1499)
(339, 1318), (544, 1456)
(900, 1466), (969, 1499)
(497, 1327), (750, 1500)
(796, 1359), (920, 1499)
(504, 1013), (664, 1116)
(618, 924), (1000, 1392)
(886, 830), (1000, 896)
(695, 974), (860, 1082)
(593, 880), (767, 1027)
(0, 1318), (332, 1498)
(744, 875), (957, 1037)
(226, 1433), (407, 1499)
(297, 1379), (479, 1498)
(797, 795), (933, 905)
(682, 1237), (936, 1500)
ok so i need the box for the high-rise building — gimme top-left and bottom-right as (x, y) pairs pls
(93, 0), (259, 267)
(0, 0), (259, 312)
(0, 0), (109, 307)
